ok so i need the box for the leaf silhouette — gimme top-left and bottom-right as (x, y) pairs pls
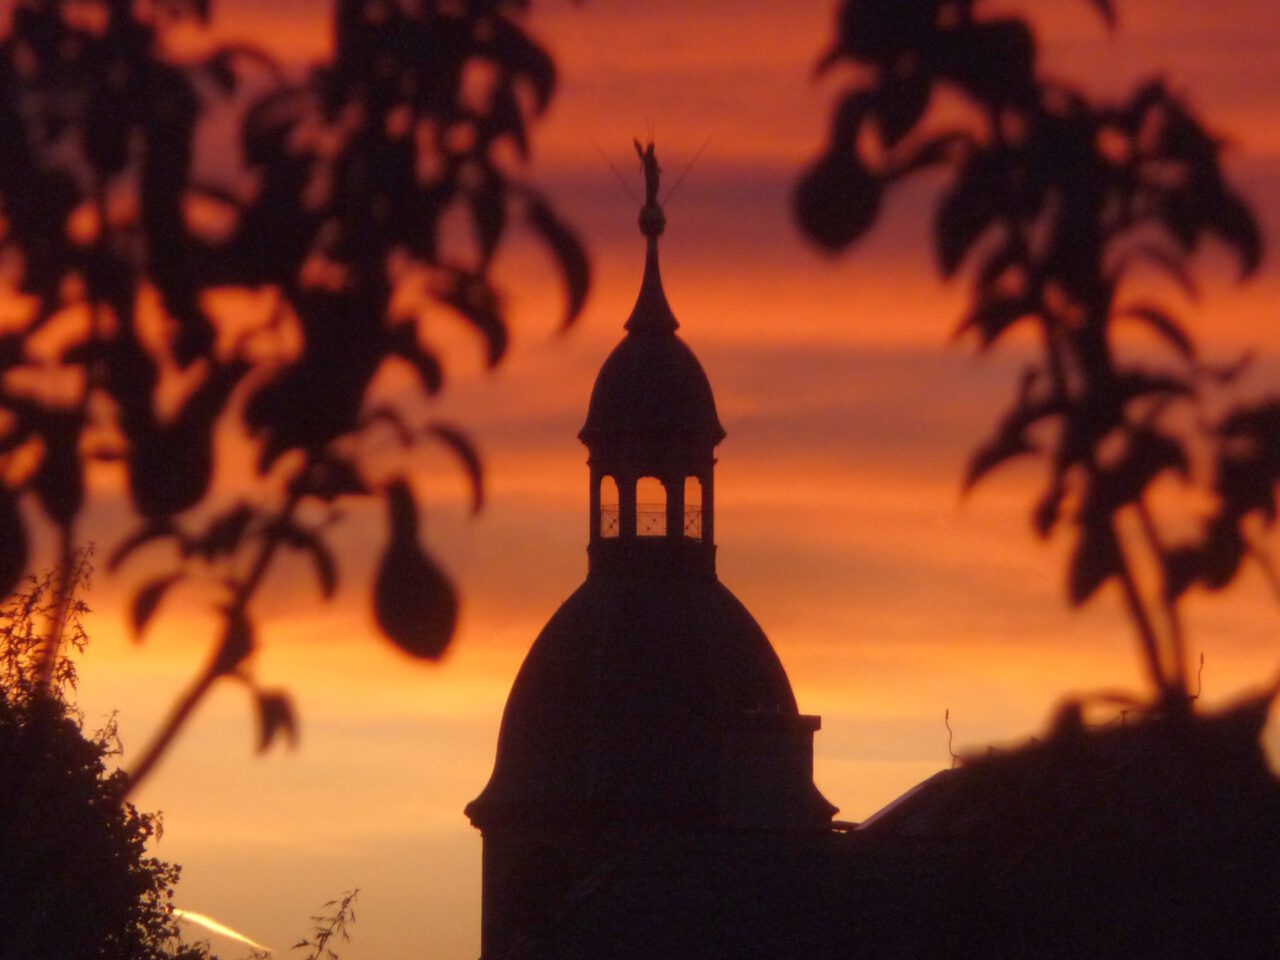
(444, 274), (508, 367)
(1210, 189), (1264, 279)
(374, 480), (457, 660)
(1119, 303), (1195, 360)
(956, 295), (1036, 347)
(1163, 546), (1201, 602)
(1086, 0), (1118, 28)
(935, 164), (999, 277)
(875, 79), (930, 148)
(526, 194), (590, 329)
(194, 504), (256, 560)
(793, 153), (882, 252)
(1199, 515), (1246, 591)
(278, 525), (339, 600)
(255, 690), (299, 752)
(390, 327), (445, 396)
(131, 574), (184, 639)
(1068, 514), (1122, 605)
(1033, 482), (1066, 539)
(964, 433), (1036, 492)
(108, 520), (178, 572)
(425, 424), (484, 514)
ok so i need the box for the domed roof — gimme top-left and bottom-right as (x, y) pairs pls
(578, 237), (726, 446)
(465, 575), (829, 828)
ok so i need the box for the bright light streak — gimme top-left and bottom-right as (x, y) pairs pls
(175, 909), (273, 954)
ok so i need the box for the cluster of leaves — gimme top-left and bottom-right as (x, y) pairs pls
(796, 0), (1271, 697)
(0, 560), (212, 960)
(0, 0), (587, 788)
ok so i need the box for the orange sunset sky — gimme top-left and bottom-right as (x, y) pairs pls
(41, 0), (1280, 956)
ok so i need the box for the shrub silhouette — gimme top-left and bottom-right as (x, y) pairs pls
(0, 558), (213, 960)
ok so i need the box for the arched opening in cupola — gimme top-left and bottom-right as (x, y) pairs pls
(599, 475), (620, 538)
(684, 476), (704, 540)
(636, 476), (666, 537)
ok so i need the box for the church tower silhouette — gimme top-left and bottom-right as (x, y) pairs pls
(465, 144), (835, 958)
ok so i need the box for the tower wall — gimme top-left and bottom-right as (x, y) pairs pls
(467, 165), (833, 958)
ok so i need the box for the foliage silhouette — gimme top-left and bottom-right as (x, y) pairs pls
(797, 0), (1270, 702)
(0, 556), (213, 960)
(291, 889), (359, 960)
(0, 0), (587, 790)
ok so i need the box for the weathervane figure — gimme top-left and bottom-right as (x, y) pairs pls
(634, 139), (665, 238)
(635, 138), (661, 205)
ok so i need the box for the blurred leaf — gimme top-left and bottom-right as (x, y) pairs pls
(1115, 244), (1199, 302)
(1087, 0), (1118, 28)
(831, 91), (873, 149)
(526, 194), (590, 329)
(488, 18), (557, 114)
(942, 20), (1036, 106)
(297, 456), (369, 502)
(965, 390), (1064, 491)
(390, 326), (445, 395)
(793, 153), (882, 252)
(1211, 189), (1263, 279)
(255, 690), (298, 752)
(108, 520), (177, 572)
(1217, 455), (1276, 523)
(196, 504), (255, 560)
(278, 524), (338, 600)
(131, 574), (183, 639)
(1163, 546), (1201, 601)
(935, 165), (999, 277)
(1093, 427), (1190, 514)
(1199, 514), (1246, 590)
(964, 433), (1036, 491)
(1111, 371), (1192, 404)
(876, 80), (930, 148)
(956, 295), (1035, 347)
(373, 480), (457, 660)
(202, 50), (239, 95)
(1033, 482), (1066, 539)
(470, 174), (507, 268)
(359, 405), (415, 447)
(444, 274), (507, 367)
(1068, 514), (1122, 605)
(1118, 302), (1195, 360)
(425, 423), (484, 514)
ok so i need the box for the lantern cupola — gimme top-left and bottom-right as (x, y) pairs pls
(579, 141), (725, 578)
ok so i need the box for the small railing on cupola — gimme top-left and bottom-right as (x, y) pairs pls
(600, 503), (704, 540)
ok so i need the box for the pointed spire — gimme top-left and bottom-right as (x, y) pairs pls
(624, 140), (679, 334)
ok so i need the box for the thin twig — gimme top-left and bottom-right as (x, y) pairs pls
(1135, 498), (1186, 689)
(945, 708), (957, 769)
(35, 525), (78, 691)
(125, 480), (307, 795)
